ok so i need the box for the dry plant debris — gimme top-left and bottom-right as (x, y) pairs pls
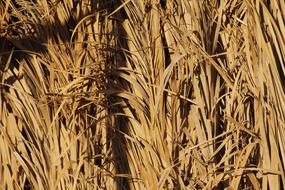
(0, 0), (285, 189)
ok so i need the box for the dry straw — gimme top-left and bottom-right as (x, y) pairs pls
(0, 0), (285, 189)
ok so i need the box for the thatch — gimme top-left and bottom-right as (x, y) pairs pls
(1, 0), (285, 189)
